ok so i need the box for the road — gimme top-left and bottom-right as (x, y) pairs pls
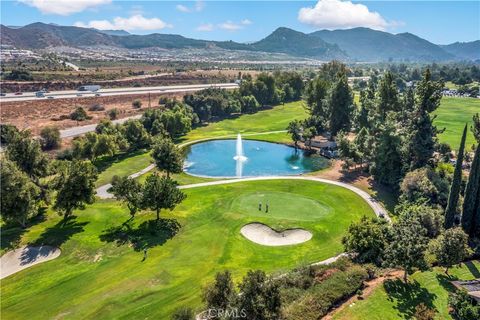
(60, 114), (142, 138)
(0, 83), (239, 102)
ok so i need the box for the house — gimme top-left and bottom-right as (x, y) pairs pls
(451, 279), (480, 302)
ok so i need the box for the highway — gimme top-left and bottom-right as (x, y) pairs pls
(0, 83), (239, 102)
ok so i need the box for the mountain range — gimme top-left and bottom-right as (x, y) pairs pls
(1, 22), (478, 62)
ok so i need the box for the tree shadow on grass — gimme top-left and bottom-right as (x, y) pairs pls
(29, 216), (89, 248)
(384, 279), (437, 319)
(99, 218), (180, 251)
(464, 261), (480, 278)
(1, 208), (47, 252)
(436, 273), (459, 293)
(93, 149), (149, 174)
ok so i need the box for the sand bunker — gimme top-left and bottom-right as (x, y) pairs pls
(240, 223), (312, 246)
(1, 245), (61, 279)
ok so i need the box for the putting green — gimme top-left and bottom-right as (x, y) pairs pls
(231, 191), (332, 222)
(1, 180), (374, 319)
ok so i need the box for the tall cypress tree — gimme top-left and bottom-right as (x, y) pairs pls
(445, 125), (468, 229)
(461, 144), (480, 236)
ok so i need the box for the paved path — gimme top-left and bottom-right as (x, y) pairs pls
(1, 246), (61, 279)
(60, 114), (142, 138)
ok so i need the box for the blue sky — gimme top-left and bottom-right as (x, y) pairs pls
(1, 1), (479, 44)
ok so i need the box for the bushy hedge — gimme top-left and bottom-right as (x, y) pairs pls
(280, 260), (368, 320)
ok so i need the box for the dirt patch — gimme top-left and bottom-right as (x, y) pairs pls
(1, 92), (183, 135)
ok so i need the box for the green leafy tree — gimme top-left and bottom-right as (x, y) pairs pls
(384, 216), (429, 282)
(93, 133), (118, 159)
(0, 124), (19, 145)
(0, 159), (40, 227)
(123, 119), (151, 151)
(202, 271), (236, 313)
(399, 167), (450, 208)
(39, 126), (61, 150)
(53, 160), (98, 220)
(371, 121), (403, 187)
(241, 95), (260, 113)
(375, 72), (400, 119)
(287, 120), (303, 149)
(151, 138), (183, 177)
(342, 216), (387, 264)
(396, 202), (444, 238)
(142, 174), (186, 221)
(303, 126), (316, 150)
(70, 107), (89, 121)
(429, 227), (471, 275)
(472, 113), (480, 143)
(445, 125), (468, 228)
(235, 270), (281, 320)
(461, 144), (480, 236)
(328, 72), (354, 135)
(304, 76), (330, 132)
(109, 176), (143, 219)
(5, 130), (49, 182)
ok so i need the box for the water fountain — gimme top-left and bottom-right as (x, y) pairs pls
(233, 134), (248, 162)
(233, 134), (247, 177)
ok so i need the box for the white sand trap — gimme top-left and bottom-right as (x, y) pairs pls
(240, 223), (312, 246)
(1, 245), (61, 279)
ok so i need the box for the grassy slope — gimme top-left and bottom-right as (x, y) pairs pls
(333, 261), (480, 320)
(434, 97), (479, 150)
(1, 180), (373, 319)
(95, 101), (307, 186)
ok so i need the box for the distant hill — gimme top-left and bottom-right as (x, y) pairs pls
(97, 29), (130, 36)
(0, 23), (116, 48)
(1, 22), (478, 62)
(441, 41), (480, 61)
(310, 27), (453, 62)
(249, 27), (346, 59)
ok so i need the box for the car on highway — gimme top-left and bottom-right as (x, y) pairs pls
(0, 93), (5, 96)
(76, 94), (82, 97)
(47, 96), (55, 99)
(14, 92), (23, 95)
(95, 93), (101, 97)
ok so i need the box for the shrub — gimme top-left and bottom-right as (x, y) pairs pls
(0, 124), (19, 145)
(283, 265), (368, 319)
(448, 289), (480, 320)
(171, 307), (194, 320)
(132, 99), (142, 109)
(108, 108), (119, 120)
(40, 126), (61, 150)
(88, 104), (105, 111)
(70, 107), (90, 121)
(414, 303), (436, 320)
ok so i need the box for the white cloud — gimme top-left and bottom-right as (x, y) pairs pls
(218, 21), (243, 31)
(241, 19), (252, 26)
(298, 0), (392, 31)
(176, 4), (190, 13)
(19, 0), (111, 16)
(195, 0), (205, 12)
(75, 14), (172, 31)
(177, 1), (204, 13)
(196, 23), (214, 32)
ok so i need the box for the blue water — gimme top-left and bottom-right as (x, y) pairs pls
(183, 139), (329, 178)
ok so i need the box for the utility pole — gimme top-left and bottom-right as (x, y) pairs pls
(148, 92), (151, 108)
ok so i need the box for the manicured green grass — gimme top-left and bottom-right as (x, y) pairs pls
(1, 179), (373, 319)
(333, 261), (480, 320)
(181, 101), (307, 142)
(95, 150), (152, 187)
(434, 97), (479, 150)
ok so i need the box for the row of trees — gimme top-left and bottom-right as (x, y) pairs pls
(64, 101), (195, 162)
(185, 71), (304, 123)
